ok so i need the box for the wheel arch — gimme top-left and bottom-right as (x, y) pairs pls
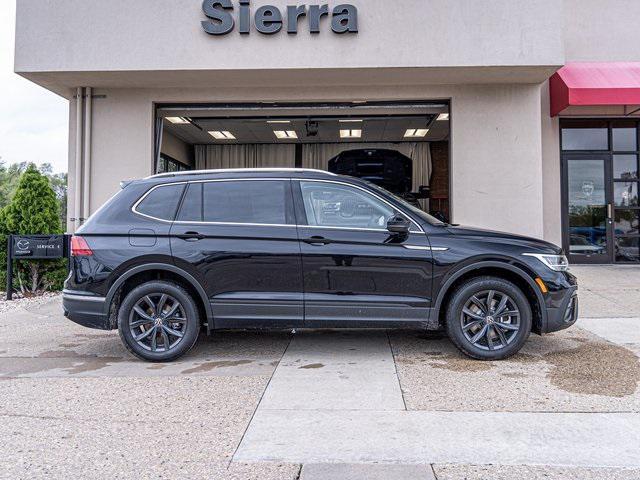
(433, 261), (546, 334)
(104, 263), (212, 329)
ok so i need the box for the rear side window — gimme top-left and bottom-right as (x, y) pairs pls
(177, 183), (203, 222)
(180, 180), (292, 225)
(135, 184), (185, 221)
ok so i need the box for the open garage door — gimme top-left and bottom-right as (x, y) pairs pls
(156, 101), (450, 221)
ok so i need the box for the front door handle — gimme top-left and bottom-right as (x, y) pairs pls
(303, 236), (332, 246)
(176, 232), (206, 242)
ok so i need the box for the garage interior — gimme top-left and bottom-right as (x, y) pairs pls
(157, 102), (451, 221)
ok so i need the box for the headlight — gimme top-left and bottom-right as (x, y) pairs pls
(522, 253), (569, 272)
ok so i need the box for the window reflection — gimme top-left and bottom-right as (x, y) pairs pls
(614, 182), (639, 207)
(612, 128), (637, 152)
(614, 210), (639, 236)
(615, 237), (640, 263)
(613, 155), (638, 179)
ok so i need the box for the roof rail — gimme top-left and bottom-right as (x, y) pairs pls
(147, 168), (337, 180)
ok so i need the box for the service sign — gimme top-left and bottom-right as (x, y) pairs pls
(12, 235), (65, 259)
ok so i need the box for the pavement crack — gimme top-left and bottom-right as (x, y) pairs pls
(430, 464), (439, 480)
(386, 330), (407, 411)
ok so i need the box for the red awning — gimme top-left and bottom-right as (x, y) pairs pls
(550, 62), (640, 116)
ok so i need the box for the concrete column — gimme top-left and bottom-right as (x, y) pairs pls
(450, 84), (545, 239)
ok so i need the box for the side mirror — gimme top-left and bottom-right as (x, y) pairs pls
(387, 215), (411, 235)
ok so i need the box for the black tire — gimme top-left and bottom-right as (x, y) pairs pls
(118, 281), (200, 362)
(445, 276), (532, 360)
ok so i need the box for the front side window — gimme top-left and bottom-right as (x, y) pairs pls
(181, 180), (292, 225)
(135, 184), (185, 221)
(300, 181), (399, 230)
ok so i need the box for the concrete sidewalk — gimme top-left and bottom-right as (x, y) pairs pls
(0, 265), (639, 479)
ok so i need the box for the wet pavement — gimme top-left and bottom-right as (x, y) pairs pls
(1, 265), (639, 479)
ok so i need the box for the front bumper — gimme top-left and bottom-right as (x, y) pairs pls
(543, 285), (579, 333)
(62, 290), (111, 330)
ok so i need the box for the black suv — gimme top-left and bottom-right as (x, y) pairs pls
(63, 169), (578, 362)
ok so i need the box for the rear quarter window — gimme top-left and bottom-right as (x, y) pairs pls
(135, 184), (185, 221)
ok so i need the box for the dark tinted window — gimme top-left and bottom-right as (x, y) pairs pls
(203, 180), (290, 225)
(136, 184), (185, 221)
(177, 183), (203, 222)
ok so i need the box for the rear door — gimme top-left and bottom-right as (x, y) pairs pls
(170, 178), (303, 328)
(293, 179), (433, 327)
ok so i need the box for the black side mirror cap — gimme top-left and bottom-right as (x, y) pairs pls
(387, 215), (411, 234)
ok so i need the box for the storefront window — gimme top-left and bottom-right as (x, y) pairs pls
(562, 121), (609, 151)
(614, 182), (638, 207)
(561, 120), (640, 264)
(613, 154), (638, 179)
(613, 127), (637, 151)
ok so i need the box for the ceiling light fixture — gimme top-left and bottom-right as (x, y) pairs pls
(208, 131), (236, 140)
(166, 117), (190, 124)
(404, 129), (429, 138)
(340, 129), (362, 139)
(339, 119), (364, 123)
(267, 120), (291, 124)
(274, 130), (298, 139)
(437, 113), (450, 121)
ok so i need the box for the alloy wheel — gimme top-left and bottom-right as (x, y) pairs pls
(128, 293), (187, 352)
(459, 289), (521, 351)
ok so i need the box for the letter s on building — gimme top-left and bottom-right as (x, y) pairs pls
(202, 0), (235, 35)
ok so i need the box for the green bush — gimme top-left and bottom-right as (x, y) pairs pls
(1, 164), (67, 295)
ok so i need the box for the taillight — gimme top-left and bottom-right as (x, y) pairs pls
(71, 236), (93, 256)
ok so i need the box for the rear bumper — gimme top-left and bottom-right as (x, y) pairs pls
(62, 290), (111, 330)
(543, 286), (579, 333)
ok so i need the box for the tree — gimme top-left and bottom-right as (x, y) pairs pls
(0, 161), (28, 210)
(3, 164), (63, 294)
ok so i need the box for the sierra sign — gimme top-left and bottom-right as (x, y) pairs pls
(201, 0), (358, 35)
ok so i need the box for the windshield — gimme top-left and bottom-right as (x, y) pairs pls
(365, 182), (446, 226)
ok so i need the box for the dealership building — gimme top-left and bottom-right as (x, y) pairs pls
(14, 0), (640, 264)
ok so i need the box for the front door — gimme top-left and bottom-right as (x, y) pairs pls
(562, 154), (613, 263)
(293, 179), (433, 327)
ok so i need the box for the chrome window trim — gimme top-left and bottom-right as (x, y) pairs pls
(132, 177), (427, 235)
(132, 178), (293, 224)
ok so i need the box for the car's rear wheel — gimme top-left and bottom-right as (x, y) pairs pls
(118, 281), (200, 362)
(445, 276), (532, 360)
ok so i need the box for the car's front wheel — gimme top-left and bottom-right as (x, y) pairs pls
(445, 276), (532, 360)
(118, 281), (200, 362)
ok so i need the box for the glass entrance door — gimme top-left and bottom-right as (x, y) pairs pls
(563, 155), (612, 263)
(561, 120), (640, 264)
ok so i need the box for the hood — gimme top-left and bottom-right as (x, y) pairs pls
(446, 225), (562, 254)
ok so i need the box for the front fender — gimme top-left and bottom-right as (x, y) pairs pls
(432, 260), (547, 333)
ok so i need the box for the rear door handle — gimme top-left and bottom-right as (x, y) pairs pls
(176, 232), (206, 241)
(303, 236), (332, 246)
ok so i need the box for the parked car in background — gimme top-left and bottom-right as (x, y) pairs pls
(328, 149), (429, 207)
(63, 169), (578, 362)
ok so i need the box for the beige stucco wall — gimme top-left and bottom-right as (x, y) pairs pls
(564, 0), (640, 62)
(15, 0), (563, 76)
(74, 83), (545, 238)
(18, 0), (640, 239)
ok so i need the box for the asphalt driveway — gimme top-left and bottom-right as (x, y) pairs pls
(1, 265), (640, 479)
